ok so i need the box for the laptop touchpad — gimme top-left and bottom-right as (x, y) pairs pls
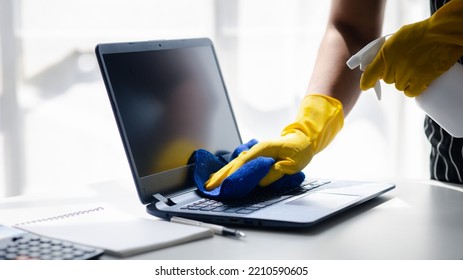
(287, 193), (360, 209)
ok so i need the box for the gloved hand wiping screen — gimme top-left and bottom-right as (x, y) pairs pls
(204, 94), (344, 194)
(191, 139), (305, 200)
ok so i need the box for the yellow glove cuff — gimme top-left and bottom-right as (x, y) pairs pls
(429, 0), (463, 46)
(282, 94), (344, 154)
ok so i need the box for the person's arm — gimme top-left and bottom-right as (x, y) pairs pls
(205, 0), (386, 190)
(308, 0), (386, 115)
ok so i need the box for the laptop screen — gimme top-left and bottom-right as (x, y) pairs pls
(97, 39), (241, 203)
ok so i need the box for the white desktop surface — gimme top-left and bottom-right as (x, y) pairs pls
(1, 179), (462, 259)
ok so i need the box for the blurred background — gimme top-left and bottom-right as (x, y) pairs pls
(0, 0), (430, 198)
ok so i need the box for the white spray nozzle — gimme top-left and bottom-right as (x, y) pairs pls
(346, 35), (389, 101)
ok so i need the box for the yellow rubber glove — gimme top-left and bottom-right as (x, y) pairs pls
(360, 0), (463, 97)
(205, 94), (343, 190)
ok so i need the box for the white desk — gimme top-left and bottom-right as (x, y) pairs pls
(1, 179), (462, 259)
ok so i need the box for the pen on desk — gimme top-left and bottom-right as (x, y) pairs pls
(170, 216), (246, 238)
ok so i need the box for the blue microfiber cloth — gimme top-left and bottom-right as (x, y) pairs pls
(190, 139), (305, 200)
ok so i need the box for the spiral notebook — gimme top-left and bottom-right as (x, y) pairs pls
(13, 205), (213, 257)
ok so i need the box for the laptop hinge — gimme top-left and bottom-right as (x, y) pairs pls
(152, 193), (176, 206)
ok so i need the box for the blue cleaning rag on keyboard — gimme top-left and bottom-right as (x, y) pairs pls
(190, 139), (305, 200)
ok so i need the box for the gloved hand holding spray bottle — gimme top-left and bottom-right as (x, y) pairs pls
(347, 0), (463, 137)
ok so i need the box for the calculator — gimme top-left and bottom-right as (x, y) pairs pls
(0, 225), (104, 260)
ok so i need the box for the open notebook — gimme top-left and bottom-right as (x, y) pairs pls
(13, 205), (213, 257)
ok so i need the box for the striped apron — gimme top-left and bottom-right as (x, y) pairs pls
(425, 0), (463, 183)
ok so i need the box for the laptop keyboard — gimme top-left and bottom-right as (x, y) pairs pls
(180, 179), (330, 215)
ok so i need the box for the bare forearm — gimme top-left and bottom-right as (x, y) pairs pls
(307, 27), (364, 115)
(307, 0), (386, 116)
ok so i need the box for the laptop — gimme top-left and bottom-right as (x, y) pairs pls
(95, 38), (395, 228)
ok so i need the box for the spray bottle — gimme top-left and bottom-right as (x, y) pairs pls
(347, 35), (463, 137)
